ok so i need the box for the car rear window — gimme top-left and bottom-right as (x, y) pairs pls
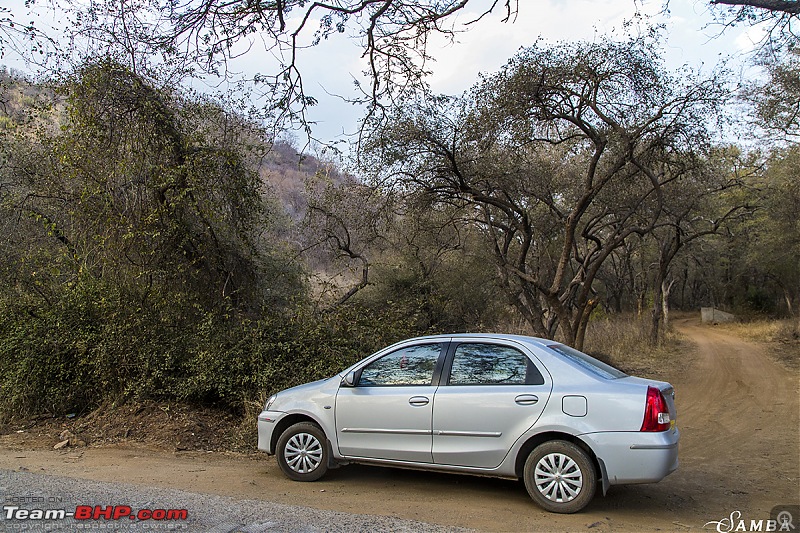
(548, 344), (627, 379)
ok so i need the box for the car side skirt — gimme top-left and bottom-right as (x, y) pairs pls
(338, 456), (520, 480)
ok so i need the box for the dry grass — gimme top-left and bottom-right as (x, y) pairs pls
(228, 392), (269, 453)
(714, 317), (800, 370)
(715, 317), (799, 342)
(582, 314), (689, 382)
(495, 312), (690, 381)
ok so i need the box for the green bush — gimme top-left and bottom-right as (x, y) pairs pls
(179, 303), (421, 410)
(0, 280), (421, 421)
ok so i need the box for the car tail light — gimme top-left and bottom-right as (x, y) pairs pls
(640, 386), (671, 432)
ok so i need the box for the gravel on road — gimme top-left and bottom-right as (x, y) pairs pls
(1, 468), (471, 532)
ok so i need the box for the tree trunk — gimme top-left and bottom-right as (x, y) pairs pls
(680, 266), (689, 309)
(574, 299), (599, 351)
(637, 290), (647, 318)
(650, 283), (662, 347)
(662, 279), (675, 335)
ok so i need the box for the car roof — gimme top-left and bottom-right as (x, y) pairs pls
(404, 333), (557, 350)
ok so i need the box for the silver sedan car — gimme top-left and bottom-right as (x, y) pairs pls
(257, 334), (679, 513)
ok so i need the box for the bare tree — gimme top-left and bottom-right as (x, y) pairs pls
(4, 0), (797, 142)
(694, 0), (799, 48)
(645, 148), (756, 344)
(302, 172), (393, 307)
(712, 0), (800, 14)
(747, 48), (800, 141)
(362, 35), (728, 349)
(40, 0), (518, 138)
(0, 5), (54, 60)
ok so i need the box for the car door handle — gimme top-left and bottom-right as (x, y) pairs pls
(408, 396), (430, 407)
(515, 394), (539, 405)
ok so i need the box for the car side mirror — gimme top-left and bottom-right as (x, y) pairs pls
(342, 370), (358, 387)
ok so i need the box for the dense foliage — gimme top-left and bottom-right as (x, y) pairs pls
(0, 282), (419, 418)
(0, 63), (424, 420)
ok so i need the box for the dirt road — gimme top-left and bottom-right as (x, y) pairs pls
(1, 319), (798, 531)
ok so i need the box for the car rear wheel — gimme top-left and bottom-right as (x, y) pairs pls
(523, 440), (596, 513)
(276, 422), (329, 482)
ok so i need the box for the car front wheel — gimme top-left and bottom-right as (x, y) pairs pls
(276, 422), (329, 482)
(523, 440), (596, 513)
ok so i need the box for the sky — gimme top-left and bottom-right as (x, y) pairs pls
(231, 0), (764, 146)
(2, 0), (767, 147)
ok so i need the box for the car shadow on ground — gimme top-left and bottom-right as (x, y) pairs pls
(318, 463), (709, 516)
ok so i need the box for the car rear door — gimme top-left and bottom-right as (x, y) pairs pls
(334, 342), (444, 463)
(432, 340), (552, 468)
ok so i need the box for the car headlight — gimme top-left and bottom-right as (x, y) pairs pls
(265, 394), (278, 411)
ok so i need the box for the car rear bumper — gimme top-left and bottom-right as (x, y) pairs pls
(257, 410), (284, 454)
(582, 428), (679, 485)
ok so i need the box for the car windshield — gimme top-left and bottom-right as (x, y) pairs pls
(548, 344), (627, 379)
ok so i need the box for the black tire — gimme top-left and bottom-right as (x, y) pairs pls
(276, 422), (329, 482)
(523, 440), (597, 513)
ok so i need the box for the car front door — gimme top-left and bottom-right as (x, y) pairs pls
(432, 341), (552, 468)
(335, 342), (444, 463)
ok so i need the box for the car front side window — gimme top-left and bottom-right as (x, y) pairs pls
(358, 343), (441, 386)
(449, 343), (544, 386)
